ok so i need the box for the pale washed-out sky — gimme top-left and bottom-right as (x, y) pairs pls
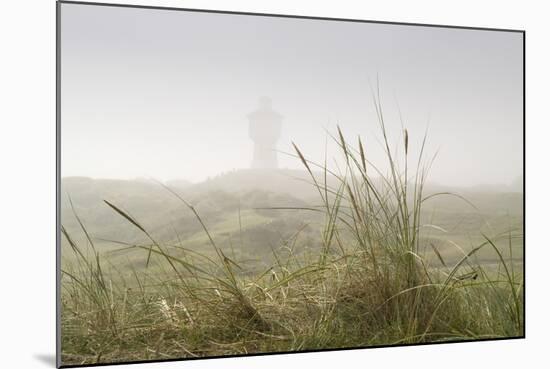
(60, 3), (523, 187)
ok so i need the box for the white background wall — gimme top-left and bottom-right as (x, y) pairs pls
(0, 0), (547, 368)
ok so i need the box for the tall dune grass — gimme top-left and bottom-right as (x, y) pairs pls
(60, 98), (523, 365)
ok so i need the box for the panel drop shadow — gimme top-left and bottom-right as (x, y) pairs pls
(34, 353), (56, 367)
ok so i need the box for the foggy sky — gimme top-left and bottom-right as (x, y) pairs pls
(60, 3), (523, 187)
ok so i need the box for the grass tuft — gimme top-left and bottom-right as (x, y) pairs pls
(60, 95), (523, 365)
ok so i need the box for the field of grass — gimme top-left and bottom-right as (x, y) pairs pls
(60, 103), (523, 366)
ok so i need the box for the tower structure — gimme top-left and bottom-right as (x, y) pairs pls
(247, 97), (283, 169)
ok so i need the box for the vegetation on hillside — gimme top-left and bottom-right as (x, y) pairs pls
(60, 99), (523, 366)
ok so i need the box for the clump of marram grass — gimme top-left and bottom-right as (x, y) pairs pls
(60, 94), (523, 366)
(283, 92), (523, 344)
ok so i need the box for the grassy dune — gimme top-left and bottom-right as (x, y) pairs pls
(60, 103), (523, 365)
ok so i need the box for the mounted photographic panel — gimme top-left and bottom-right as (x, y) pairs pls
(57, 1), (524, 367)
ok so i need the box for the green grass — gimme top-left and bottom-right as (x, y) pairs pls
(60, 96), (523, 366)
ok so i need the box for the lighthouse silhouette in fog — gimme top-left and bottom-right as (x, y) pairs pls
(248, 97), (283, 169)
